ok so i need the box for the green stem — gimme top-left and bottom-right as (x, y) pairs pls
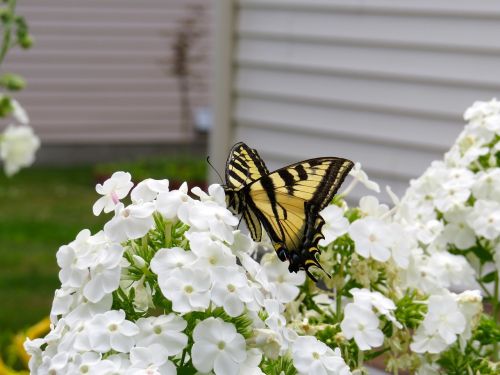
(0, 0), (16, 65)
(164, 222), (172, 247)
(335, 256), (345, 321)
(493, 274), (499, 361)
(357, 349), (364, 369)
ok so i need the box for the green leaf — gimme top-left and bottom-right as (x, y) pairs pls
(480, 271), (497, 284)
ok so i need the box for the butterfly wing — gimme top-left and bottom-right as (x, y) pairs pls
(246, 157), (354, 276)
(225, 142), (269, 242)
(225, 142), (269, 190)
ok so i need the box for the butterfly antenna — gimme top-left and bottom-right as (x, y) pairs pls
(206, 156), (224, 184)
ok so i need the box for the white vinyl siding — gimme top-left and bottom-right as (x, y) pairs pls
(211, 0), (500, 200)
(4, 0), (211, 143)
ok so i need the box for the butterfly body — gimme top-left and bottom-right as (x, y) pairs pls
(224, 142), (353, 279)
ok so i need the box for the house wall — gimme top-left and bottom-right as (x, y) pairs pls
(210, 0), (500, 200)
(4, 0), (211, 144)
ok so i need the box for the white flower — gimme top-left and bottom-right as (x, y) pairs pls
(358, 195), (389, 218)
(455, 290), (482, 342)
(135, 315), (187, 355)
(349, 162), (380, 193)
(426, 252), (476, 290)
(422, 293), (466, 344)
(85, 310), (139, 353)
(441, 208), (476, 250)
(467, 199), (500, 240)
(131, 178), (169, 203)
(0, 124), (40, 176)
(472, 169), (500, 201)
(93, 171), (134, 215)
(191, 317), (247, 375)
(157, 267), (211, 313)
(292, 336), (350, 375)
(350, 288), (396, 317)
(348, 218), (392, 262)
(318, 205), (349, 246)
(211, 267), (253, 317)
(239, 348), (264, 375)
(127, 344), (176, 375)
(261, 253), (305, 303)
(410, 326), (449, 354)
(178, 199), (238, 244)
(11, 99), (29, 124)
(155, 182), (190, 219)
(150, 247), (196, 277)
(389, 222), (414, 269)
(191, 239), (237, 271)
(104, 202), (155, 242)
(192, 183), (226, 206)
(340, 303), (384, 350)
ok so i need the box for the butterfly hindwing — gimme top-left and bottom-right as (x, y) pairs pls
(247, 157), (354, 276)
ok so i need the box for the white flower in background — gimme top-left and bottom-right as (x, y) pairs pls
(127, 344), (176, 375)
(410, 326), (448, 354)
(472, 169), (500, 201)
(192, 183), (227, 206)
(422, 293), (466, 345)
(261, 253), (305, 303)
(85, 310), (139, 353)
(211, 267), (253, 317)
(466, 199), (500, 240)
(441, 208), (476, 250)
(455, 290), (482, 343)
(0, 124), (40, 176)
(11, 99), (29, 124)
(350, 288), (400, 327)
(340, 303), (384, 350)
(348, 217), (392, 262)
(93, 171), (134, 215)
(130, 178), (169, 203)
(318, 205), (349, 245)
(178, 199), (238, 244)
(358, 195), (389, 218)
(104, 202), (155, 242)
(157, 267), (211, 313)
(155, 182), (190, 219)
(191, 317), (247, 375)
(135, 315), (187, 355)
(292, 336), (351, 375)
(191, 240), (237, 271)
(389, 222), (413, 269)
(150, 247), (196, 277)
(348, 162), (380, 193)
(426, 252), (476, 290)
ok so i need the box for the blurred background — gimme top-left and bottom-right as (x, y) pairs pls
(1, 0), (500, 357)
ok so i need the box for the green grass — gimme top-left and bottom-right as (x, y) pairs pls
(0, 166), (108, 333)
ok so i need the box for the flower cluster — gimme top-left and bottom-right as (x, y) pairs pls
(25, 173), (350, 374)
(0, 99), (40, 176)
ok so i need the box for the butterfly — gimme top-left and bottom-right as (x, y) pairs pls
(224, 142), (354, 280)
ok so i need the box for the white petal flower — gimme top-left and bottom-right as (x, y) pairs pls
(150, 247), (196, 277)
(422, 293), (466, 345)
(155, 182), (191, 219)
(472, 169), (500, 201)
(358, 196), (389, 218)
(292, 336), (350, 375)
(349, 162), (380, 193)
(410, 326), (449, 354)
(157, 267), (212, 313)
(127, 344), (176, 375)
(192, 183), (226, 206)
(340, 303), (384, 350)
(211, 267), (253, 317)
(0, 124), (40, 176)
(104, 202), (155, 242)
(192, 318), (247, 375)
(131, 178), (169, 203)
(467, 199), (500, 240)
(93, 171), (134, 215)
(442, 208), (476, 250)
(318, 205), (349, 246)
(11, 99), (30, 124)
(261, 253), (305, 303)
(86, 310), (139, 353)
(135, 315), (188, 355)
(348, 217), (392, 262)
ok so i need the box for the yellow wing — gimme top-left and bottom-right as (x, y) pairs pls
(247, 157), (354, 277)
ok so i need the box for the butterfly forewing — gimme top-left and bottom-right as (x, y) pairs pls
(225, 142), (269, 190)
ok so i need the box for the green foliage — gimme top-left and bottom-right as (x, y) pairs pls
(473, 315), (500, 347)
(437, 342), (499, 375)
(94, 155), (207, 184)
(394, 290), (427, 330)
(261, 355), (297, 375)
